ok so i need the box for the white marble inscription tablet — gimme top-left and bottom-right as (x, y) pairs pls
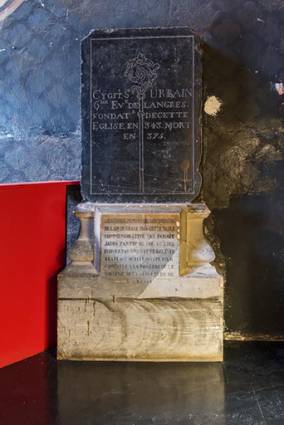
(100, 213), (179, 283)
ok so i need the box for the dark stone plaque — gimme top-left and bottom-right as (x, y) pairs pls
(81, 27), (202, 203)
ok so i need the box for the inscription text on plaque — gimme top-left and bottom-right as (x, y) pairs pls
(101, 214), (179, 284)
(81, 27), (202, 203)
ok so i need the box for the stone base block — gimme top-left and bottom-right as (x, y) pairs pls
(58, 203), (223, 362)
(58, 274), (223, 362)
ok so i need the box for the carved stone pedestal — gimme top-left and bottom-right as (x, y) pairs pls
(58, 203), (223, 361)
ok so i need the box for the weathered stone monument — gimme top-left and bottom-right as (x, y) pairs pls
(58, 28), (223, 361)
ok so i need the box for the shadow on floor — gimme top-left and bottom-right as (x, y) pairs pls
(1, 342), (284, 424)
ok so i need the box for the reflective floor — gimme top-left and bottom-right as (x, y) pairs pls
(1, 342), (284, 424)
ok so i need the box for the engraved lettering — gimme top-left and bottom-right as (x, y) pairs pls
(100, 215), (179, 280)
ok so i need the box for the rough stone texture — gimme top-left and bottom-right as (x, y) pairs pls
(0, 135), (81, 183)
(1, 0), (284, 339)
(58, 206), (223, 361)
(66, 184), (82, 263)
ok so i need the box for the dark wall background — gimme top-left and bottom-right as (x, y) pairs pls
(1, 0), (284, 340)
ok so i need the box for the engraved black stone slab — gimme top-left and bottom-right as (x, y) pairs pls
(81, 27), (202, 203)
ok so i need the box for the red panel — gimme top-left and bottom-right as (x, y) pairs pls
(0, 181), (79, 368)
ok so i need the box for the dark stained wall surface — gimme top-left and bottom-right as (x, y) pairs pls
(1, 0), (284, 339)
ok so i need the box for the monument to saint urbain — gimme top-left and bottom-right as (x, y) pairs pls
(57, 27), (223, 361)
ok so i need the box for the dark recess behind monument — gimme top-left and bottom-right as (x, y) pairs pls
(1, 0), (284, 340)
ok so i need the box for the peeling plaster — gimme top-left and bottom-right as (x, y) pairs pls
(274, 82), (283, 95)
(204, 96), (222, 116)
